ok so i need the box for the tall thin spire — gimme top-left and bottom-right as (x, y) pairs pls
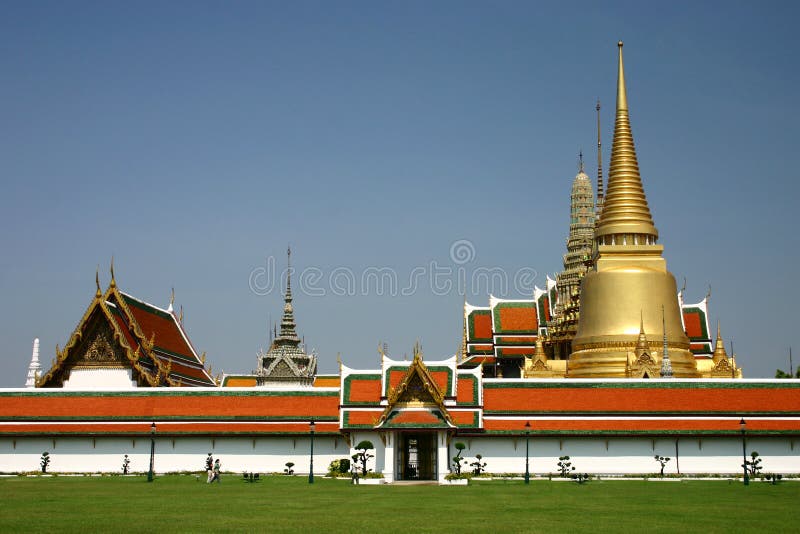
(712, 321), (729, 363)
(596, 99), (604, 217)
(460, 297), (468, 362)
(578, 150), (584, 173)
(25, 338), (41, 388)
(278, 246), (299, 343)
(595, 41), (658, 241)
(635, 312), (649, 357)
(660, 305), (673, 378)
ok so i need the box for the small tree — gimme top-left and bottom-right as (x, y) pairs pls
(284, 462), (295, 475)
(40, 452), (50, 473)
(354, 440), (375, 476)
(452, 442), (467, 475)
(338, 458), (350, 474)
(746, 451), (763, 478)
(572, 473), (590, 484)
(470, 454), (487, 476)
(654, 455), (671, 477)
(557, 456), (575, 478)
(122, 454), (130, 475)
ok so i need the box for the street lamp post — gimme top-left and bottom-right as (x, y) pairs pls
(147, 422), (156, 482)
(524, 421), (531, 484)
(308, 420), (315, 484)
(740, 418), (749, 486)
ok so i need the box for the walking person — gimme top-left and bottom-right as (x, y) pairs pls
(206, 453), (214, 483)
(213, 458), (221, 483)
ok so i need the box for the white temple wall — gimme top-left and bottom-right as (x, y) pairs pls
(1, 435), (798, 475)
(457, 436), (800, 475)
(62, 369), (137, 389)
(0, 436), (344, 475)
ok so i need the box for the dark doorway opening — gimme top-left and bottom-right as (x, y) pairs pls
(398, 433), (436, 480)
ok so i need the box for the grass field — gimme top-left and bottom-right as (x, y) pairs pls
(0, 475), (797, 533)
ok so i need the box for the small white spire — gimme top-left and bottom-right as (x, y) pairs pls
(25, 338), (41, 388)
(660, 305), (673, 378)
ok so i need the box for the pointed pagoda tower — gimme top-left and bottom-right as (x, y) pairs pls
(25, 338), (41, 388)
(547, 153), (595, 359)
(568, 42), (699, 377)
(256, 247), (317, 386)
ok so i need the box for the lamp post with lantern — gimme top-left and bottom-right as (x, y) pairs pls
(740, 418), (749, 486)
(524, 421), (531, 484)
(147, 422), (156, 482)
(309, 420), (315, 484)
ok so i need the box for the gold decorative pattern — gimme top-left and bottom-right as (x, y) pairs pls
(375, 346), (453, 427)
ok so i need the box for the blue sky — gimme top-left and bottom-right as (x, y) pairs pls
(1, 1), (798, 385)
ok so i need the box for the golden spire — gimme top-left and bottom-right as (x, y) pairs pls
(596, 99), (604, 217)
(712, 321), (728, 363)
(533, 335), (547, 362)
(595, 41), (658, 241)
(460, 297), (468, 362)
(95, 266), (102, 298)
(635, 313), (649, 357)
(109, 256), (116, 288)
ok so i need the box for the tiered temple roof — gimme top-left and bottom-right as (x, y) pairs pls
(255, 248), (317, 386)
(37, 267), (215, 388)
(547, 155), (595, 359)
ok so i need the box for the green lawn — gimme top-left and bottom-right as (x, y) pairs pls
(0, 475), (796, 533)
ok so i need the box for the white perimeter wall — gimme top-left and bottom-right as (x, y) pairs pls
(444, 436), (800, 475)
(2, 434), (799, 475)
(0, 436), (350, 475)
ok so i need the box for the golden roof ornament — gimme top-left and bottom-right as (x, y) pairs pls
(595, 41), (658, 241)
(712, 321), (728, 363)
(596, 98), (604, 218)
(109, 256), (116, 288)
(95, 266), (102, 298)
(635, 313), (649, 358)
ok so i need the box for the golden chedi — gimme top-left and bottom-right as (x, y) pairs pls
(568, 42), (699, 378)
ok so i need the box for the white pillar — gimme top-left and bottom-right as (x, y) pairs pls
(437, 431), (450, 483)
(382, 432), (395, 482)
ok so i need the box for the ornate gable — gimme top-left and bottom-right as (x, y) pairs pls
(38, 296), (160, 388)
(376, 345), (453, 428)
(39, 267), (214, 388)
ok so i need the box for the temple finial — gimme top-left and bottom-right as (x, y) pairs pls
(109, 256), (116, 288)
(578, 150), (584, 173)
(596, 98), (604, 217)
(179, 305), (183, 323)
(595, 41), (658, 242)
(635, 311), (649, 357)
(617, 41), (627, 111)
(95, 266), (102, 298)
(660, 304), (673, 378)
(168, 287), (175, 313)
(713, 320), (728, 363)
(285, 245), (292, 301)
(25, 338), (41, 388)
